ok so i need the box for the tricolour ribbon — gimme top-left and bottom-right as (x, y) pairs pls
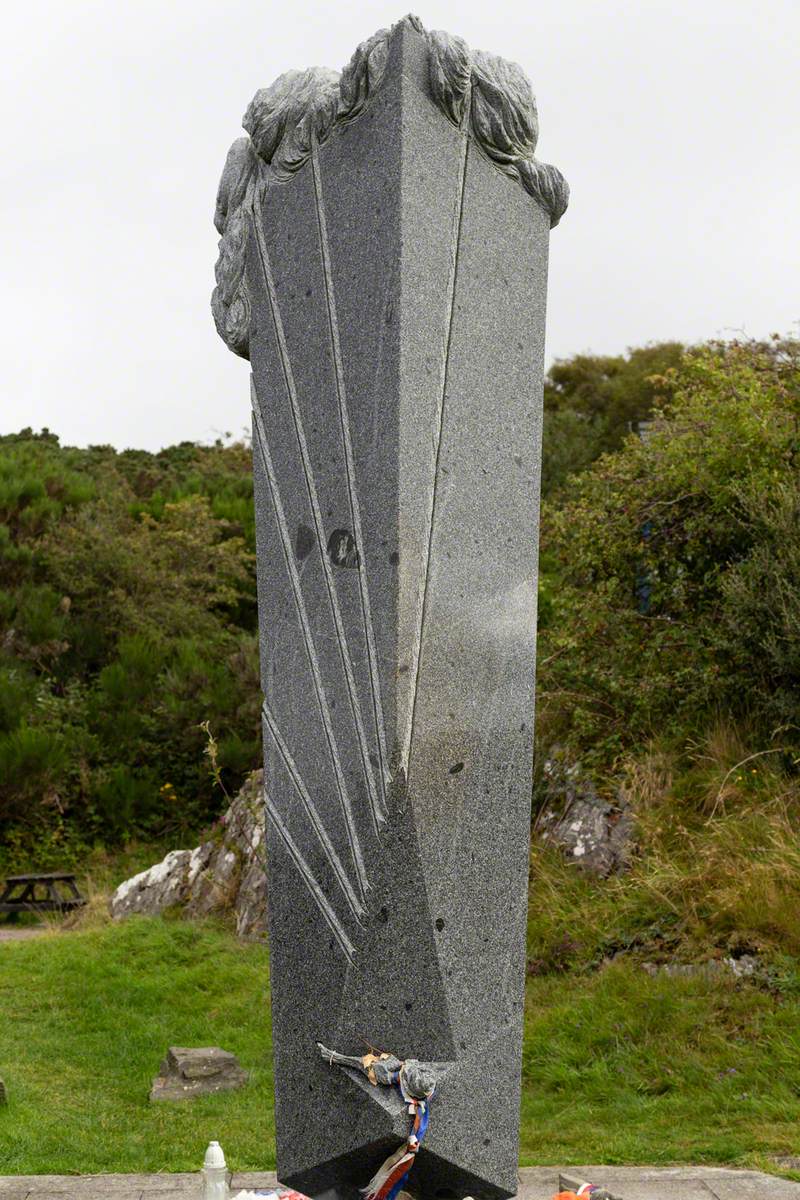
(362, 1068), (433, 1200)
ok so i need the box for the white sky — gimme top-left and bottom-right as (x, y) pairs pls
(1, 0), (798, 451)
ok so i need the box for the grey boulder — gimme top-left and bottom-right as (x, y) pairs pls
(109, 771), (266, 938)
(109, 848), (199, 919)
(150, 1046), (249, 1101)
(537, 754), (633, 877)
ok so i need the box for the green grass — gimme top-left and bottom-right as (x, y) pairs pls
(522, 965), (800, 1168)
(0, 918), (272, 1174)
(2, 915), (800, 1175)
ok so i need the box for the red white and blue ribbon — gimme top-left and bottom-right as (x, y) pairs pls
(361, 1068), (434, 1200)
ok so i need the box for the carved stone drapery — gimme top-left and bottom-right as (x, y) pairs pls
(213, 15), (567, 362)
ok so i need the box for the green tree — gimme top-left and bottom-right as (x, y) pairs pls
(0, 431), (260, 856)
(538, 336), (800, 763)
(542, 342), (685, 494)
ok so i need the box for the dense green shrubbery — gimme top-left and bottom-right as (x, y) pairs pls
(542, 341), (685, 495)
(537, 336), (800, 765)
(2, 335), (797, 859)
(0, 430), (259, 855)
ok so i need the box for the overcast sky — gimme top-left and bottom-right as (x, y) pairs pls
(1, 0), (798, 451)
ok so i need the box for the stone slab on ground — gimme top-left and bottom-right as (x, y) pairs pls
(149, 1047), (249, 1102)
(553, 1167), (800, 1199)
(1, 1168), (799, 1199)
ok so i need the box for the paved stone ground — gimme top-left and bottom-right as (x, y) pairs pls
(1, 1167), (799, 1199)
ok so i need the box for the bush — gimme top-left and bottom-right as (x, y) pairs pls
(0, 431), (260, 858)
(542, 341), (685, 494)
(538, 336), (800, 764)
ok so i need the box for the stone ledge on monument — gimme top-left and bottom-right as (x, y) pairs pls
(212, 13), (568, 361)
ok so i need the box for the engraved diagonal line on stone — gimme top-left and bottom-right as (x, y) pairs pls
(252, 217), (385, 839)
(262, 700), (365, 920)
(311, 140), (390, 823)
(265, 792), (356, 964)
(404, 133), (471, 774)
(251, 388), (368, 902)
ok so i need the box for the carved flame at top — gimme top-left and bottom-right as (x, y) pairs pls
(212, 14), (568, 359)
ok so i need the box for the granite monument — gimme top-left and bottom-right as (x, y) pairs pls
(212, 15), (567, 1200)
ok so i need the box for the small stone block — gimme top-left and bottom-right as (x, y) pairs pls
(166, 1046), (240, 1079)
(149, 1046), (248, 1101)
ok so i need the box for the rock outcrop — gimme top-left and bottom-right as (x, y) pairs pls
(110, 770), (266, 938)
(536, 753), (634, 877)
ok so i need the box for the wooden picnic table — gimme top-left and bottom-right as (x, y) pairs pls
(0, 872), (86, 917)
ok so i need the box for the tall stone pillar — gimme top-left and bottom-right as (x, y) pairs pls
(212, 16), (567, 1200)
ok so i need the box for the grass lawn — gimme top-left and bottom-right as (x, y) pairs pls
(2, 916), (800, 1176)
(0, 919), (271, 1175)
(522, 969), (800, 1169)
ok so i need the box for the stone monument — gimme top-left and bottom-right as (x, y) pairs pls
(212, 15), (567, 1200)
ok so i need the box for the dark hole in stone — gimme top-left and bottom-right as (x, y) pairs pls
(305, 287), (312, 297)
(435, 918), (445, 932)
(295, 523), (315, 562)
(404, 1001), (412, 1012)
(378, 906), (389, 923)
(327, 529), (360, 569)
(389, 550), (399, 566)
(483, 1138), (491, 1146)
(449, 762), (464, 775)
(369, 752), (379, 770)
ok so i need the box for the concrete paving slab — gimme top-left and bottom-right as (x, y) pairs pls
(526, 1167), (800, 1200)
(0, 1182), (66, 1196)
(9, 1189), (142, 1200)
(40, 1191), (148, 1200)
(516, 1170), (715, 1199)
(2, 1167), (800, 1199)
(230, 1176), (278, 1191)
(708, 1181), (800, 1200)
(590, 1181), (716, 1199)
(133, 1193), (183, 1199)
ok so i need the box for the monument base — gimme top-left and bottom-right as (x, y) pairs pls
(282, 1145), (515, 1200)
